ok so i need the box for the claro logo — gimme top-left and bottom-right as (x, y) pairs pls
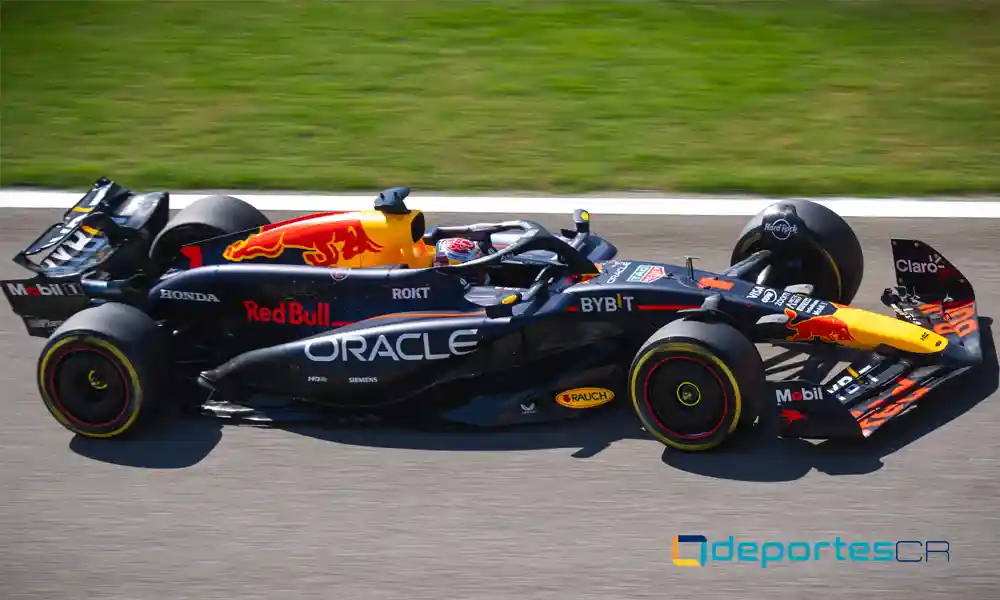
(556, 387), (615, 409)
(305, 329), (479, 362)
(896, 254), (943, 274)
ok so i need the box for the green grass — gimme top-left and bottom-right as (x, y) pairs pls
(2, 0), (999, 195)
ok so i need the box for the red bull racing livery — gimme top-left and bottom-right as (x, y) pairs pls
(0, 177), (990, 456)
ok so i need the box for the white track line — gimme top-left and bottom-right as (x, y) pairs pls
(1, 189), (999, 218)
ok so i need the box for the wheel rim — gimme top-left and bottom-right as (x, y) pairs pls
(644, 355), (728, 439)
(49, 348), (129, 428)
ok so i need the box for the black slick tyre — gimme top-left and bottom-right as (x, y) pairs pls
(38, 303), (167, 439)
(730, 199), (864, 304)
(629, 318), (765, 451)
(149, 194), (270, 269)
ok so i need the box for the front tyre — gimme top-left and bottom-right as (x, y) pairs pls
(730, 199), (864, 304)
(629, 319), (765, 451)
(38, 303), (167, 438)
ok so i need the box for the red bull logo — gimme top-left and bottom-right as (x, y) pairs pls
(223, 217), (384, 267)
(784, 308), (854, 343)
(780, 409), (806, 425)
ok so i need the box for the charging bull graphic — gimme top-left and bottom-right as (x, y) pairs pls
(780, 409), (807, 425)
(223, 218), (384, 267)
(784, 308), (854, 343)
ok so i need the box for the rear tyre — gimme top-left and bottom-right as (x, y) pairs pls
(38, 303), (168, 439)
(730, 199), (864, 304)
(149, 194), (270, 269)
(629, 318), (765, 451)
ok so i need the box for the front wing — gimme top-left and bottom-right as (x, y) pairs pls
(771, 239), (985, 439)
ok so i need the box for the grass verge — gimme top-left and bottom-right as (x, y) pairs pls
(2, 0), (999, 195)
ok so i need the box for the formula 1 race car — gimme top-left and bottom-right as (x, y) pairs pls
(1, 177), (986, 451)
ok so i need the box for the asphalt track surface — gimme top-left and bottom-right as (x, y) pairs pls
(1, 208), (998, 600)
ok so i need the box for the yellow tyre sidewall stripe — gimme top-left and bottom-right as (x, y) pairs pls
(814, 243), (843, 301)
(38, 335), (144, 438)
(630, 341), (742, 451)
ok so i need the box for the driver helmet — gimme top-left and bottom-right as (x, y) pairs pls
(433, 237), (484, 266)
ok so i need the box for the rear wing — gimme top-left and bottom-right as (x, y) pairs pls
(1, 177), (170, 337)
(774, 239), (984, 440)
(13, 177), (169, 279)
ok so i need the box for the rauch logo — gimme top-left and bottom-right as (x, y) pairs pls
(673, 535), (950, 568)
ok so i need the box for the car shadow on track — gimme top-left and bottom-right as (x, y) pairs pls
(282, 402), (648, 459)
(662, 317), (999, 482)
(67, 394), (648, 468)
(67, 407), (224, 469)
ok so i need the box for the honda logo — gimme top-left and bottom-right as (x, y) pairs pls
(159, 289), (220, 302)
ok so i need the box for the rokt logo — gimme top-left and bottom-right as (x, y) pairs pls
(896, 254), (943, 274)
(392, 286), (430, 300)
(5, 282), (83, 297)
(159, 289), (220, 302)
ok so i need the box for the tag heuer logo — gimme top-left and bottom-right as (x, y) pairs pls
(627, 265), (665, 284)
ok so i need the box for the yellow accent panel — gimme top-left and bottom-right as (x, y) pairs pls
(831, 306), (948, 354)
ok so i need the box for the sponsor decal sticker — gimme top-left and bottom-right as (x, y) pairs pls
(245, 301), (330, 326)
(348, 376), (379, 384)
(5, 282), (83, 297)
(764, 218), (798, 241)
(159, 289), (220, 302)
(780, 409), (807, 425)
(392, 286), (430, 300)
(305, 329), (479, 362)
(785, 294), (806, 310)
(628, 264), (666, 284)
(223, 218), (384, 267)
(556, 387), (615, 409)
(747, 286), (780, 304)
(784, 308), (852, 342)
(830, 364), (878, 399)
(896, 254), (944, 274)
(520, 402), (537, 415)
(776, 386), (824, 404)
(308, 375), (328, 383)
(920, 300), (978, 338)
(604, 261), (632, 283)
(40, 228), (104, 269)
(580, 294), (634, 313)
